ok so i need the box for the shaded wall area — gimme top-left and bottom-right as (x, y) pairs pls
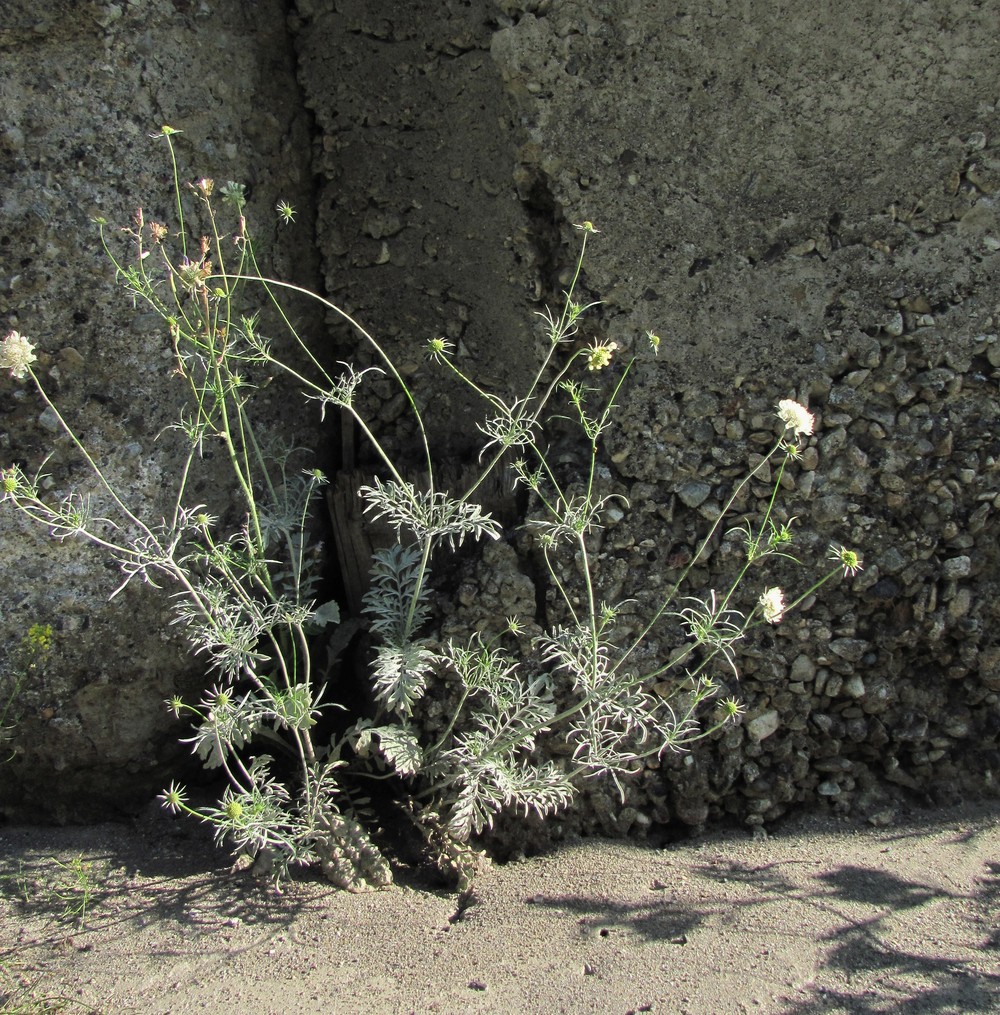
(0, 0), (321, 818)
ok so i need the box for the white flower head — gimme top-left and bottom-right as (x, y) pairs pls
(758, 586), (785, 624)
(776, 399), (814, 437)
(0, 330), (37, 380)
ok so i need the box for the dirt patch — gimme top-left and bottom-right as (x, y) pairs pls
(1, 803), (998, 1013)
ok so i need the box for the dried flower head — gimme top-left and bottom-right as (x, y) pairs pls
(758, 586), (786, 624)
(177, 257), (212, 294)
(0, 330), (37, 380)
(776, 399), (814, 436)
(828, 544), (863, 577)
(158, 781), (188, 815)
(276, 199), (296, 225)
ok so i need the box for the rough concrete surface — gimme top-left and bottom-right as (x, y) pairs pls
(0, 0), (321, 817)
(1, 0), (998, 852)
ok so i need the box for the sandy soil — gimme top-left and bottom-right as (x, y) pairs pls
(1, 803), (998, 1014)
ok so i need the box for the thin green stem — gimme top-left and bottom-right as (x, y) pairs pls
(218, 273), (436, 488)
(161, 130), (188, 260)
(26, 370), (153, 537)
(612, 435), (787, 679)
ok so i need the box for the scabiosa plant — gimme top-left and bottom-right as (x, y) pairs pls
(344, 235), (861, 884)
(1, 131), (387, 889)
(1, 129), (861, 890)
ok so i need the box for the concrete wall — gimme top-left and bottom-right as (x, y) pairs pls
(2, 0), (998, 834)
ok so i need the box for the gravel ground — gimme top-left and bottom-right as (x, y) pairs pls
(1, 802), (998, 1014)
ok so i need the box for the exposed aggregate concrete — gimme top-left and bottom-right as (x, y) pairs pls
(1, 0), (998, 846)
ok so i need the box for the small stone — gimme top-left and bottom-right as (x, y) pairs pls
(867, 807), (897, 827)
(942, 556), (971, 578)
(676, 480), (712, 508)
(2, 126), (25, 151)
(947, 588), (972, 619)
(57, 347), (86, 373)
(812, 713), (834, 734)
(38, 406), (61, 433)
(817, 780), (841, 796)
(747, 710), (780, 742)
(884, 312), (905, 337)
(604, 503), (625, 525)
(790, 653), (816, 682)
(94, 3), (123, 28)
(879, 547), (907, 574)
(819, 427), (848, 455)
(831, 638), (868, 663)
(362, 208), (403, 240)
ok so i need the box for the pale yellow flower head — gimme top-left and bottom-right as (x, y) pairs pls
(0, 330), (37, 380)
(758, 586), (785, 624)
(586, 340), (618, 371)
(776, 399), (814, 436)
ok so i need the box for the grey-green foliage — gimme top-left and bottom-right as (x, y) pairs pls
(1, 134), (384, 888)
(362, 542), (436, 716)
(0, 134), (860, 890)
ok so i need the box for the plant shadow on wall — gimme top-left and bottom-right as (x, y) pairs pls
(0, 129), (861, 892)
